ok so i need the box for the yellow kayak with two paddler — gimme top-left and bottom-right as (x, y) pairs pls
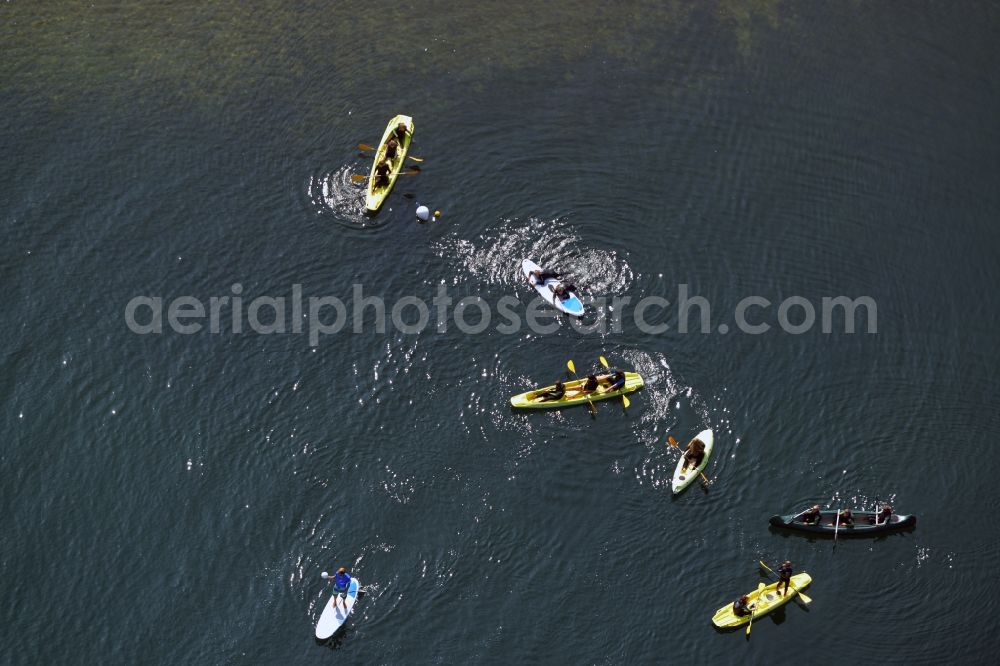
(712, 573), (812, 628)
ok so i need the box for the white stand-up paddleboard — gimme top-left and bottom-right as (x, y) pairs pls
(522, 259), (584, 317)
(672, 429), (714, 494)
(315, 577), (360, 640)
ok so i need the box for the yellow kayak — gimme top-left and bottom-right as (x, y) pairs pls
(365, 114), (414, 212)
(510, 372), (644, 409)
(711, 573), (812, 627)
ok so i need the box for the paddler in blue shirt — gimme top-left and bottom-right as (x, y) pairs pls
(598, 369), (627, 393)
(330, 567), (352, 611)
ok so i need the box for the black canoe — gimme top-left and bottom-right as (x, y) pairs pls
(769, 511), (916, 536)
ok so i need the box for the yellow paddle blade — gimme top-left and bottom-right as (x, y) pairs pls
(668, 435), (678, 448)
(599, 355), (609, 368)
(567, 360), (576, 374)
(622, 394), (630, 408)
(350, 174), (367, 183)
(797, 589), (813, 605)
(407, 155), (424, 163)
(358, 143), (375, 151)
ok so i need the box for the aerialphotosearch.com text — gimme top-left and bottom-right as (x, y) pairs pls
(124, 283), (877, 347)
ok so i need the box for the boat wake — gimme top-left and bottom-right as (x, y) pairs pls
(307, 165), (385, 229)
(626, 350), (703, 491)
(430, 216), (634, 297)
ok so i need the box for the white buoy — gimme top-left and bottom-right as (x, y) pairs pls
(416, 205), (430, 221)
(321, 571), (329, 579)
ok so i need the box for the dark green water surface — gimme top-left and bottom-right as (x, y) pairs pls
(3, 2), (1000, 663)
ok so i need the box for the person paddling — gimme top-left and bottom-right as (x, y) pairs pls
(551, 283), (578, 302)
(838, 508), (854, 527)
(393, 121), (410, 143)
(373, 159), (391, 188)
(799, 505), (822, 525)
(732, 594), (752, 617)
(384, 137), (400, 161)
(533, 380), (565, 402)
(776, 560), (793, 596)
(330, 567), (352, 611)
(682, 438), (706, 471)
(599, 369), (627, 393)
(682, 438), (706, 470)
(870, 504), (893, 525)
(529, 269), (561, 284)
(565, 374), (598, 398)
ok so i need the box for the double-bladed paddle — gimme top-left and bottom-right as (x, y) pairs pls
(667, 435), (711, 486)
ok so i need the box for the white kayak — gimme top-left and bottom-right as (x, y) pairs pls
(522, 259), (584, 317)
(672, 429), (714, 494)
(315, 577), (360, 640)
